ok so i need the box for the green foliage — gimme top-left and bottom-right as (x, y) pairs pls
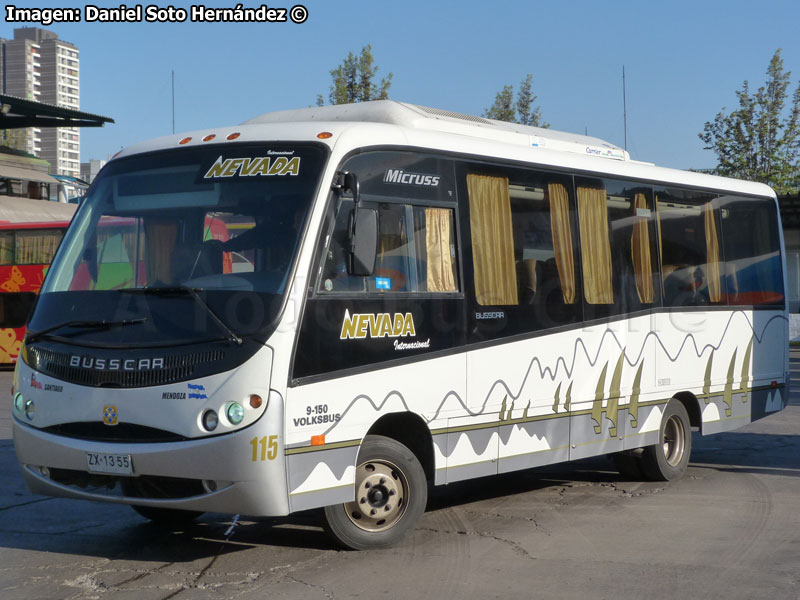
(700, 49), (800, 194)
(485, 85), (515, 122)
(319, 44), (393, 106)
(484, 74), (549, 128)
(0, 129), (31, 155)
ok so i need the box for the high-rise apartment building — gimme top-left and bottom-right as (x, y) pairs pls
(0, 28), (80, 178)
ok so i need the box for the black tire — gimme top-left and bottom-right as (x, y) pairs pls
(323, 435), (427, 550)
(641, 399), (692, 481)
(612, 449), (645, 480)
(129, 504), (203, 528)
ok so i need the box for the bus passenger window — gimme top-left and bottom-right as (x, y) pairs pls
(576, 177), (660, 318)
(15, 229), (63, 265)
(656, 188), (726, 307)
(0, 232), (13, 265)
(718, 195), (784, 306)
(466, 171), (579, 329)
(318, 200), (458, 294)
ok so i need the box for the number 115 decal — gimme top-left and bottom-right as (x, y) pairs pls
(250, 435), (279, 461)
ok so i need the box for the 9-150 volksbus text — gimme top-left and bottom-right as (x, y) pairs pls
(5, 4), (309, 25)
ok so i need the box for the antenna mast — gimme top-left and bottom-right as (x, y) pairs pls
(622, 65), (628, 151)
(171, 70), (175, 134)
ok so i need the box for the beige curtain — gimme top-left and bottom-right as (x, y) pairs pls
(577, 186), (613, 304)
(704, 201), (722, 302)
(631, 193), (654, 303)
(467, 174), (518, 305)
(15, 230), (63, 265)
(548, 183), (576, 304)
(425, 208), (456, 292)
(144, 219), (178, 284)
(122, 229), (139, 268)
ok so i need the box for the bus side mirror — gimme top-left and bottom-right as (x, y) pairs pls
(344, 171), (360, 205)
(348, 207), (378, 276)
(0, 292), (36, 328)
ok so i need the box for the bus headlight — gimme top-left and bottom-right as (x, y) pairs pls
(225, 402), (244, 425)
(13, 392), (24, 415)
(24, 399), (35, 421)
(202, 409), (218, 432)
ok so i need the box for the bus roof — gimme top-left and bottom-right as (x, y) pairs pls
(0, 196), (76, 226)
(245, 100), (632, 162)
(114, 100), (776, 199)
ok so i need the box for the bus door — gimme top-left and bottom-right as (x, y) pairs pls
(459, 166), (582, 479)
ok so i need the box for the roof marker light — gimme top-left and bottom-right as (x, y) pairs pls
(317, 131), (333, 139)
(179, 136), (192, 145)
(226, 132), (240, 140)
(202, 134), (216, 142)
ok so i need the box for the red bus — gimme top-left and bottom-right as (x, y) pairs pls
(0, 197), (76, 365)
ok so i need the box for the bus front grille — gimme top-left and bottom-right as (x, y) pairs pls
(25, 346), (225, 388)
(47, 468), (206, 499)
(42, 422), (188, 443)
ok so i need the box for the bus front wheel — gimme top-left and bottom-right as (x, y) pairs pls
(641, 399), (692, 481)
(322, 435), (427, 550)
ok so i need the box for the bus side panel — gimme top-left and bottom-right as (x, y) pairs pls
(454, 308), (787, 473)
(461, 329), (580, 476)
(652, 309), (787, 436)
(497, 417), (570, 475)
(462, 313), (665, 467)
(443, 415), (498, 483)
(285, 446), (360, 513)
(284, 353), (467, 512)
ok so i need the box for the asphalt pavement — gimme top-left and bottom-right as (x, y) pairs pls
(0, 356), (798, 600)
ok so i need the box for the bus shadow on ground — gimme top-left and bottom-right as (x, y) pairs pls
(691, 430), (800, 476)
(0, 429), (797, 559)
(0, 505), (340, 560)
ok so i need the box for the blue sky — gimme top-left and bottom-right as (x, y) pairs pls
(4, 0), (800, 170)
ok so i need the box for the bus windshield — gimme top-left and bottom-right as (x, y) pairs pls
(30, 143), (327, 346)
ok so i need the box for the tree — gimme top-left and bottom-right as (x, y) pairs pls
(484, 85), (515, 122)
(699, 49), (800, 194)
(484, 74), (549, 128)
(0, 128), (30, 154)
(516, 74), (547, 127)
(317, 44), (393, 106)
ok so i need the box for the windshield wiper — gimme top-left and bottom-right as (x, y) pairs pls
(26, 317), (148, 344)
(119, 286), (243, 345)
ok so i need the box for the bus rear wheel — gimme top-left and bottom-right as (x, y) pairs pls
(322, 435), (427, 550)
(641, 399), (692, 481)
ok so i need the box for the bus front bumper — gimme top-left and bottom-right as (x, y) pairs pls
(12, 415), (290, 517)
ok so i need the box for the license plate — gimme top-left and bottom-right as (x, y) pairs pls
(86, 452), (133, 475)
